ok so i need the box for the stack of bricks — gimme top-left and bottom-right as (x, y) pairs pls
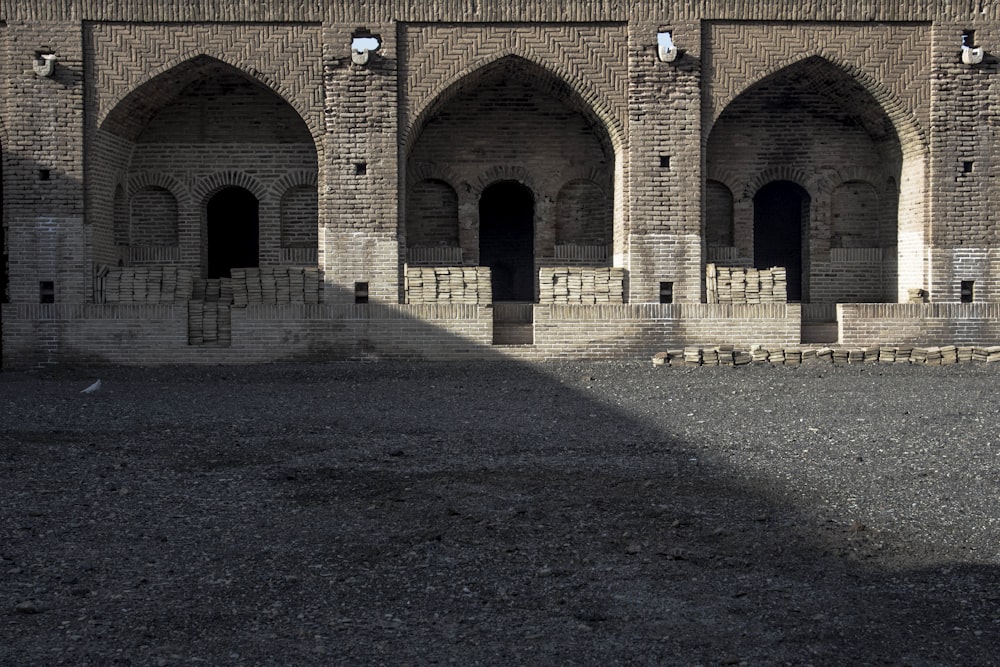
(95, 266), (194, 303)
(230, 267), (323, 306)
(538, 267), (625, 304)
(706, 264), (787, 304)
(188, 278), (234, 346)
(187, 301), (231, 346)
(405, 266), (491, 304)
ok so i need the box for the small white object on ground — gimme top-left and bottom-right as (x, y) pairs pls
(81, 380), (102, 394)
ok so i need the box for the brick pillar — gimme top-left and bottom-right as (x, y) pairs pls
(3, 21), (86, 305)
(927, 22), (999, 302)
(626, 20), (703, 304)
(320, 23), (401, 305)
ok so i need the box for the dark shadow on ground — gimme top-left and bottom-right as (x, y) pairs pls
(1, 360), (998, 665)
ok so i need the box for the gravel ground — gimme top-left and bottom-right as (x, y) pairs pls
(1, 360), (999, 666)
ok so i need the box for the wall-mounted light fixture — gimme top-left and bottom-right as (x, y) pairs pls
(962, 30), (984, 65)
(657, 31), (678, 63)
(351, 29), (381, 66)
(32, 50), (56, 77)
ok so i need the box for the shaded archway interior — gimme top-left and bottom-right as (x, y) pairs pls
(480, 181), (535, 302)
(405, 55), (615, 288)
(88, 55), (317, 282)
(706, 56), (901, 305)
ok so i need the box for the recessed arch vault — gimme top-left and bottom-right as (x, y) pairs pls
(706, 55), (924, 304)
(99, 54), (321, 144)
(404, 54), (623, 293)
(90, 54), (319, 280)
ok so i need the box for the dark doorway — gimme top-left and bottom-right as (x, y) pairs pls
(480, 181), (535, 302)
(754, 181), (809, 301)
(207, 187), (258, 279)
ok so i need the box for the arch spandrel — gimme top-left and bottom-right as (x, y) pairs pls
(87, 21), (324, 143)
(703, 21), (930, 154)
(402, 23), (628, 152)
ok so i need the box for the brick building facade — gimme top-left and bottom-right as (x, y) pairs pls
(2, 0), (999, 366)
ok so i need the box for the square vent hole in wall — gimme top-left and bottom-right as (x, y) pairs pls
(39, 280), (54, 303)
(355, 282), (369, 304)
(659, 281), (673, 304)
(961, 280), (975, 303)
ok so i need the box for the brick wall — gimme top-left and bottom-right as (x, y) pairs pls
(928, 22), (1000, 301)
(5, 2), (1000, 367)
(533, 303), (801, 359)
(839, 303), (1000, 346)
(0, 302), (494, 367)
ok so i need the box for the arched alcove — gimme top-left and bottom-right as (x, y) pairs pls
(407, 179), (460, 248)
(113, 185), (129, 247)
(707, 56), (907, 304)
(130, 186), (179, 246)
(556, 179), (611, 249)
(406, 55), (616, 272)
(280, 184), (319, 249)
(91, 55), (317, 278)
(705, 180), (735, 248)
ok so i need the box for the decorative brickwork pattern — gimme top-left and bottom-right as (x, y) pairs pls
(85, 22), (324, 140)
(400, 23), (628, 149)
(703, 21), (930, 137)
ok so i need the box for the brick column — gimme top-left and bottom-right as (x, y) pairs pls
(320, 22), (401, 305)
(626, 19), (703, 304)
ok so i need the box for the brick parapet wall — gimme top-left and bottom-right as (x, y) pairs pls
(0, 302), (494, 367)
(839, 303), (1000, 346)
(3, 1), (994, 23)
(532, 303), (801, 358)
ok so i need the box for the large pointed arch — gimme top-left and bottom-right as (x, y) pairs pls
(89, 54), (319, 282)
(99, 54), (321, 144)
(706, 55), (925, 304)
(404, 54), (624, 155)
(403, 54), (625, 290)
(709, 53), (926, 159)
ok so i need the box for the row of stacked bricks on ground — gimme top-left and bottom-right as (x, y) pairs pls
(652, 345), (1000, 367)
(706, 264), (787, 304)
(538, 267), (625, 304)
(405, 267), (491, 304)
